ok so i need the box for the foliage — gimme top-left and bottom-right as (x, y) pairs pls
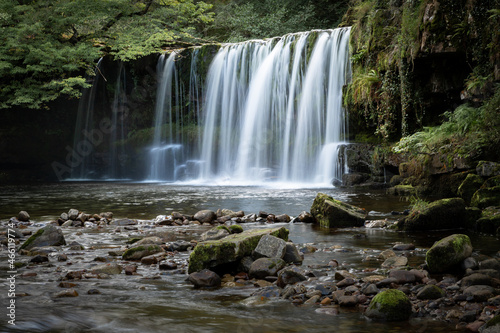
(392, 85), (500, 158)
(408, 196), (429, 214)
(0, 0), (213, 109)
(203, 0), (349, 42)
(343, 0), (499, 141)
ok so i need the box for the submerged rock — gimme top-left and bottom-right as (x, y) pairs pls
(365, 289), (412, 321)
(425, 234), (472, 273)
(19, 225), (66, 251)
(397, 198), (466, 231)
(187, 227), (288, 273)
(310, 193), (367, 228)
(122, 245), (164, 260)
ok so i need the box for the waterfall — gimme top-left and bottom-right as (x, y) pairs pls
(198, 27), (351, 185)
(69, 58), (129, 180)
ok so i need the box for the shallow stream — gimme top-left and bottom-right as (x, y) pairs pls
(0, 183), (498, 332)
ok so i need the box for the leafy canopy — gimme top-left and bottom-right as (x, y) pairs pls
(0, 0), (213, 109)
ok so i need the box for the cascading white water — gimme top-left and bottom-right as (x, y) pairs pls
(198, 27), (351, 185)
(148, 53), (178, 181)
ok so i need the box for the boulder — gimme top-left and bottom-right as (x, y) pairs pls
(187, 269), (221, 288)
(276, 266), (307, 287)
(310, 193), (367, 228)
(471, 186), (500, 209)
(249, 258), (286, 279)
(476, 161), (500, 177)
(18, 211), (30, 222)
(365, 289), (412, 321)
(193, 210), (217, 224)
(122, 245), (164, 260)
(397, 198), (466, 231)
(416, 285), (445, 300)
(458, 173), (484, 205)
(425, 234), (473, 273)
(253, 234), (287, 259)
(474, 208), (500, 234)
(229, 225), (244, 234)
(68, 209), (79, 220)
(19, 225), (66, 251)
(188, 227), (288, 273)
(283, 243), (303, 264)
(297, 211), (315, 223)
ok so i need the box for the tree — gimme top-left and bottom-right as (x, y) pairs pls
(0, 0), (213, 109)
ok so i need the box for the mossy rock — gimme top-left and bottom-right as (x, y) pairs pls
(416, 284), (445, 300)
(19, 225), (66, 251)
(122, 245), (164, 260)
(310, 193), (366, 228)
(476, 161), (500, 177)
(471, 186), (500, 209)
(475, 212), (500, 235)
(397, 198), (466, 231)
(229, 225), (243, 234)
(365, 289), (412, 321)
(425, 234), (472, 273)
(386, 184), (417, 196)
(482, 175), (500, 188)
(458, 173), (484, 205)
(188, 227), (288, 274)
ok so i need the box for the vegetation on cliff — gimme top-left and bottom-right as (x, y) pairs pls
(0, 0), (214, 110)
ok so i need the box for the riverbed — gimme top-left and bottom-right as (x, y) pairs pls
(0, 182), (498, 332)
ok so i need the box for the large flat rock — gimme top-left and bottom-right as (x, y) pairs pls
(188, 227), (289, 273)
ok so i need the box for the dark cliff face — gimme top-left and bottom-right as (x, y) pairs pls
(343, 0), (499, 141)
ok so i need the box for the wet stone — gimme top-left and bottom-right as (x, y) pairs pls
(159, 260), (178, 270)
(54, 289), (79, 297)
(187, 269), (221, 288)
(392, 243), (415, 251)
(381, 256), (408, 268)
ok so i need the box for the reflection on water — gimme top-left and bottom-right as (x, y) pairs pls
(0, 183), (498, 332)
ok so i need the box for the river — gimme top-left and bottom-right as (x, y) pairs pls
(0, 182), (498, 332)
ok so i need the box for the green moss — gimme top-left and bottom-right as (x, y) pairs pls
(367, 289), (412, 321)
(188, 227), (288, 273)
(229, 225), (243, 234)
(484, 314), (500, 329)
(215, 225), (231, 233)
(425, 234), (472, 273)
(19, 228), (45, 251)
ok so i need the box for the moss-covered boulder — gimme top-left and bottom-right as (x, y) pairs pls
(188, 227), (288, 274)
(310, 193), (366, 228)
(471, 186), (500, 209)
(458, 173), (484, 205)
(397, 198), (466, 231)
(476, 161), (500, 177)
(425, 234), (473, 273)
(19, 225), (66, 251)
(122, 245), (164, 260)
(474, 208), (500, 234)
(365, 289), (412, 321)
